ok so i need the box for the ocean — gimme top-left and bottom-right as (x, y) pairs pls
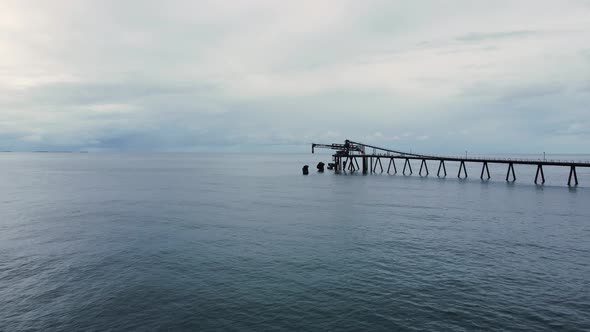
(1, 153), (589, 331)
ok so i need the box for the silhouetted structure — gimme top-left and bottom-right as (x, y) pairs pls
(312, 139), (588, 186)
(317, 162), (325, 172)
(302, 165), (309, 175)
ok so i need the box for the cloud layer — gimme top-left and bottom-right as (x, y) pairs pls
(1, 0), (589, 153)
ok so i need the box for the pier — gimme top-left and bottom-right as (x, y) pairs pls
(311, 140), (589, 186)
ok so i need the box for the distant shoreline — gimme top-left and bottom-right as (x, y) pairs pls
(0, 151), (89, 153)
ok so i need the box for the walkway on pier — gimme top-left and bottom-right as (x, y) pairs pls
(312, 140), (590, 186)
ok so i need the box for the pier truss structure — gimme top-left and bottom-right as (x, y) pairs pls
(311, 140), (589, 186)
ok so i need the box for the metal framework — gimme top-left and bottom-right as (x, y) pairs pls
(312, 139), (589, 186)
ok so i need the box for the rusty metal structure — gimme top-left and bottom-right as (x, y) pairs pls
(312, 139), (589, 186)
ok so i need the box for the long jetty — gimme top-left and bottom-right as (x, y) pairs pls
(311, 140), (589, 186)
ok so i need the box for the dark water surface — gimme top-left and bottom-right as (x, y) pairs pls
(1, 153), (589, 331)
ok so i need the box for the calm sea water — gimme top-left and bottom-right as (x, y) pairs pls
(1, 153), (589, 331)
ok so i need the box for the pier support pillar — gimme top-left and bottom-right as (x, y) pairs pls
(362, 157), (368, 174)
(534, 165), (545, 184)
(568, 166), (578, 186)
(480, 162), (490, 180)
(506, 163), (516, 182)
(419, 159), (429, 176)
(458, 161), (467, 178)
(373, 157), (383, 173)
(437, 160), (447, 177)
(403, 158), (413, 175)
(347, 157), (355, 172)
(387, 158), (397, 174)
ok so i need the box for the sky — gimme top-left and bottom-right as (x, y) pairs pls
(1, 0), (589, 153)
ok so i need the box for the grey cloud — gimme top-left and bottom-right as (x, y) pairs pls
(462, 82), (564, 102)
(21, 81), (212, 106)
(455, 30), (539, 43)
(499, 85), (564, 102)
(553, 122), (590, 136)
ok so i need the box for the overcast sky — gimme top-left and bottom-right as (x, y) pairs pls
(1, 0), (589, 153)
